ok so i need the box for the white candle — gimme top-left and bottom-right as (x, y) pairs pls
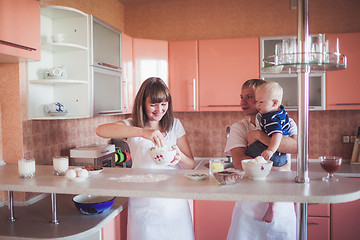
(53, 156), (69, 176)
(18, 159), (35, 178)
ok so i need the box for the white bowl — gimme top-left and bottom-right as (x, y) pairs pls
(241, 159), (273, 180)
(186, 172), (209, 181)
(150, 146), (177, 166)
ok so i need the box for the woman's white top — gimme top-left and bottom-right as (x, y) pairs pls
(124, 118), (195, 240)
(224, 117), (297, 240)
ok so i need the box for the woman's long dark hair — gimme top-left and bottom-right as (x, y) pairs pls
(132, 77), (174, 132)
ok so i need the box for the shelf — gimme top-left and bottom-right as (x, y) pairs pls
(31, 115), (91, 120)
(261, 52), (348, 73)
(42, 42), (87, 52)
(41, 5), (88, 19)
(30, 79), (88, 84)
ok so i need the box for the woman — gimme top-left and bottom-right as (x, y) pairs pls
(224, 79), (297, 240)
(96, 77), (195, 240)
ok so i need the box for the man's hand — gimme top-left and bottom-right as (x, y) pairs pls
(248, 130), (266, 146)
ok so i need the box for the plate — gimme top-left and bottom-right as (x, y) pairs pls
(186, 172), (209, 181)
(82, 166), (104, 175)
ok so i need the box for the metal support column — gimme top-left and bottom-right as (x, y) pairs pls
(296, 0), (311, 239)
(8, 191), (15, 222)
(51, 193), (59, 224)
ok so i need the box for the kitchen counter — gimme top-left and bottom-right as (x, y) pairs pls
(0, 164), (359, 204)
(194, 157), (360, 178)
(0, 194), (127, 240)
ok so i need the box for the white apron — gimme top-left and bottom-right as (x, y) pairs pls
(227, 201), (296, 240)
(125, 119), (194, 240)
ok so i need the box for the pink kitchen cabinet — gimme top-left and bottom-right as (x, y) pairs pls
(0, 0), (40, 62)
(326, 32), (360, 110)
(308, 216), (330, 240)
(198, 38), (259, 111)
(132, 38), (168, 95)
(194, 200), (235, 240)
(330, 178), (360, 240)
(307, 203), (330, 240)
(169, 40), (199, 112)
(102, 206), (128, 240)
(122, 33), (134, 114)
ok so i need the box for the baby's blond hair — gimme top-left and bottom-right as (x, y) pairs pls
(255, 81), (283, 105)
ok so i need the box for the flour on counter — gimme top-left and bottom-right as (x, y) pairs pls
(109, 174), (170, 182)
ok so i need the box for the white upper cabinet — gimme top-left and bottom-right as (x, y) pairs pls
(260, 36), (326, 110)
(91, 17), (122, 116)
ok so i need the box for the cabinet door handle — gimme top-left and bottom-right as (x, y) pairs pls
(98, 110), (122, 115)
(193, 78), (196, 111)
(335, 103), (360, 106)
(208, 105), (241, 107)
(308, 222), (320, 226)
(0, 40), (36, 51)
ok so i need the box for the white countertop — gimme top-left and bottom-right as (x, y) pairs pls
(0, 164), (359, 204)
(195, 157), (360, 177)
(0, 194), (127, 240)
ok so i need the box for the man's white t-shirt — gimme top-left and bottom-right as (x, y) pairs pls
(224, 117), (297, 162)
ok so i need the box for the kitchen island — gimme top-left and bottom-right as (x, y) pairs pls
(0, 164), (359, 203)
(0, 163), (360, 240)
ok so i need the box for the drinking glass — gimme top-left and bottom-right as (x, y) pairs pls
(18, 159), (36, 178)
(319, 156), (342, 182)
(53, 156), (69, 176)
(209, 158), (225, 176)
(282, 37), (297, 64)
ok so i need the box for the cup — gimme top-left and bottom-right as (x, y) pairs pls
(308, 34), (324, 63)
(52, 33), (65, 43)
(209, 158), (225, 176)
(274, 42), (283, 64)
(18, 159), (35, 178)
(282, 37), (297, 64)
(53, 156), (69, 176)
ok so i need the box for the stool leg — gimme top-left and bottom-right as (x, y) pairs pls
(8, 191), (15, 222)
(51, 193), (59, 224)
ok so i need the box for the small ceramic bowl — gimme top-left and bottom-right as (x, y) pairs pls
(150, 146), (177, 166)
(73, 195), (115, 215)
(241, 159), (273, 180)
(186, 172), (209, 181)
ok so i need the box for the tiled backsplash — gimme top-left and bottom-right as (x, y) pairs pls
(22, 110), (360, 165)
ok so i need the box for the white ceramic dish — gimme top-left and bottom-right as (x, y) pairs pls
(186, 172), (209, 181)
(88, 168), (103, 175)
(241, 159), (273, 180)
(150, 146), (177, 166)
(82, 166), (104, 175)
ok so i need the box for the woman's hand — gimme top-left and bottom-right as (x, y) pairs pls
(142, 129), (164, 147)
(168, 145), (181, 166)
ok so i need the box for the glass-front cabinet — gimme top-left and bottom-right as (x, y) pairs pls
(260, 36), (326, 110)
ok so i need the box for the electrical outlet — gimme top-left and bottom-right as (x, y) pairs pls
(343, 136), (350, 143)
(350, 136), (356, 143)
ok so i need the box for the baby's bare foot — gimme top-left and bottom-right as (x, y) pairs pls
(262, 205), (274, 223)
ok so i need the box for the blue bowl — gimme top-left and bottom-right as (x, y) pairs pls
(73, 195), (115, 215)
